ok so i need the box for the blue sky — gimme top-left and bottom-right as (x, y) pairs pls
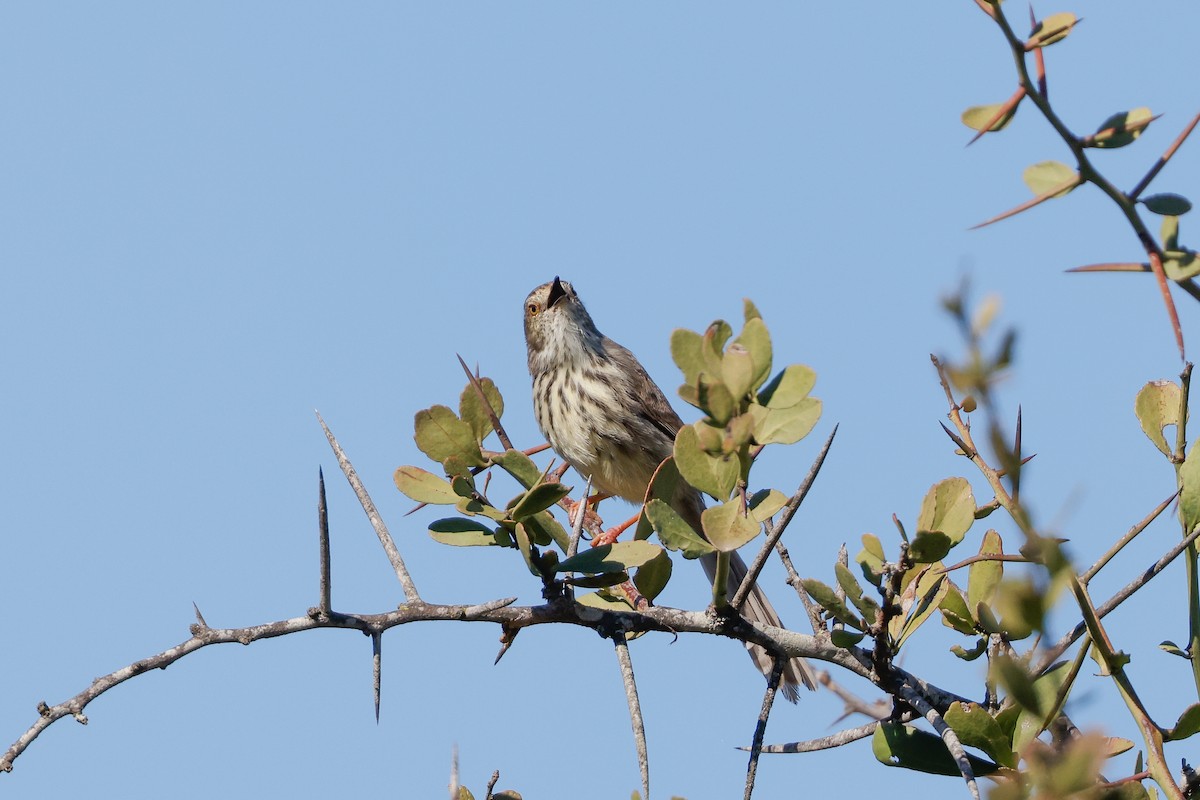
(5, 3), (1200, 798)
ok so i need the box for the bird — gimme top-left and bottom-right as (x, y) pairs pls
(523, 276), (815, 701)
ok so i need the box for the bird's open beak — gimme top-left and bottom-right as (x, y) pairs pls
(547, 276), (568, 308)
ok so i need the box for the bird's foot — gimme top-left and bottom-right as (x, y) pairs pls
(561, 497), (605, 538)
(592, 512), (641, 547)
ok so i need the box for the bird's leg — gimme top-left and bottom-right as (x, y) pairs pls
(560, 491), (611, 539)
(592, 511), (640, 548)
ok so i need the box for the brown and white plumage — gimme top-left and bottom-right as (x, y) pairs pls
(524, 276), (815, 701)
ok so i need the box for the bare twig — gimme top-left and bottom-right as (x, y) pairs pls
(939, 553), (1031, 574)
(484, 770), (501, 799)
(816, 670), (890, 722)
(1037, 522), (1200, 671)
(1081, 492), (1177, 584)
(3, 591), (887, 773)
(613, 633), (649, 800)
(733, 426), (837, 610)
(774, 540), (826, 635)
(754, 711), (917, 754)
(898, 685), (980, 800)
(743, 657), (783, 800)
(316, 412), (420, 601)
(566, 475), (592, 561)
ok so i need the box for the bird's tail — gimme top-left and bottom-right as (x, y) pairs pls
(699, 549), (817, 702)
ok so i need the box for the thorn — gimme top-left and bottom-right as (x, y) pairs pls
(495, 626), (519, 665)
(970, 175), (1083, 230)
(457, 354), (514, 451)
(1011, 406), (1023, 501)
(1130, 110), (1200, 201)
(965, 87), (1026, 147)
(939, 421), (975, 457)
(1066, 262), (1150, 274)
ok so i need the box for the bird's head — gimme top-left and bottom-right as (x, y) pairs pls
(523, 276), (603, 374)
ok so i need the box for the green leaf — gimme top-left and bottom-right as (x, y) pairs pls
(510, 482), (571, 521)
(1163, 214), (1180, 251)
(1159, 640), (1191, 659)
(916, 477), (976, 547)
(568, 573), (629, 589)
(428, 518), (509, 547)
(443, 455), (476, 481)
(908, 531), (952, 563)
(1012, 660), (1073, 752)
(993, 655), (1039, 713)
(645, 499), (715, 559)
(414, 405), (486, 467)
(1135, 380), (1183, 457)
(697, 377), (736, 426)
(945, 701), (1017, 768)
(632, 548), (674, 602)
(732, 316), (773, 391)
(1028, 12), (1077, 48)
(693, 420), (724, 451)
(721, 344), (756, 400)
(576, 590), (633, 612)
(1181, 442), (1200, 535)
(701, 501), (761, 552)
(670, 328), (706, 385)
(702, 320), (733, 377)
(836, 562), (881, 621)
(872, 722), (998, 776)
(459, 377), (504, 443)
(523, 509), (570, 551)
(831, 629), (865, 648)
(1022, 161), (1080, 198)
(1090, 107), (1153, 149)
(801, 578), (864, 630)
(493, 449), (544, 488)
(939, 585), (977, 635)
(857, 533), (886, 586)
(455, 496), (508, 522)
(1163, 250), (1200, 281)
(749, 398), (822, 445)
(757, 365), (816, 408)
(394, 465), (459, 505)
(513, 523), (542, 576)
(951, 639), (988, 661)
(961, 102), (1017, 133)
(725, 413), (757, 451)
(748, 488), (788, 523)
(894, 568), (949, 649)
(1143, 193), (1193, 216)
(634, 457), (684, 541)
(968, 529), (1004, 613)
(1165, 703), (1200, 741)
(674, 424), (739, 501)
(555, 540), (664, 574)
(992, 577), (1043, 640)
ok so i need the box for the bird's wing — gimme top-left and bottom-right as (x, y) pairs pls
(605, 337), (685, 442)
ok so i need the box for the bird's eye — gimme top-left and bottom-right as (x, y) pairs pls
(527, 303), (539, 316)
